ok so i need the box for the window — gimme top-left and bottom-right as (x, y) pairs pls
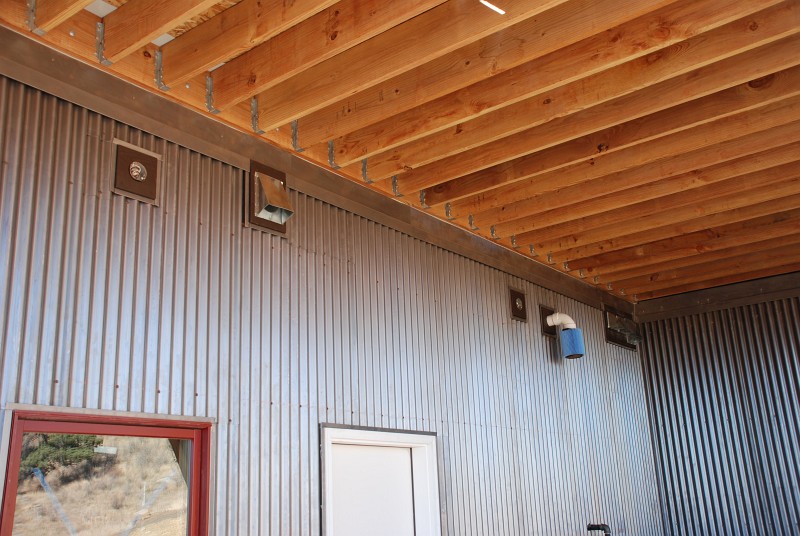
(320, 425), (441, 536)
(0, 410), (211, 536)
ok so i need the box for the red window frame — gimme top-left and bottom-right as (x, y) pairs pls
(0, 410), (211, 536)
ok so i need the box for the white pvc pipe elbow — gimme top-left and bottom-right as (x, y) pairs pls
(546, 312), (577, 330)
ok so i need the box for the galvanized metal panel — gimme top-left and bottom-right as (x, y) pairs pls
(0, 76), (662, 535)
(640, 298), (800, 535)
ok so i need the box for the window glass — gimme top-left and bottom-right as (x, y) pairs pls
(11, 433), (190, 535)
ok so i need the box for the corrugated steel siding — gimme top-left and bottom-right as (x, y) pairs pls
(640, 298), (800, 535)
(0, 76), (663, 535)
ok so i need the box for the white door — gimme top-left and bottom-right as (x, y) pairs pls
(330, 443), (415, 536)
(322, 426), (441, 536)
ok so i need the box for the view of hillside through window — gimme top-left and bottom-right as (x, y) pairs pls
(11, 433), (190, 535)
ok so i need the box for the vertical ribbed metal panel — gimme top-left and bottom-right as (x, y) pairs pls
(640, 298), (800, 535)
(0, 76), (663, 535)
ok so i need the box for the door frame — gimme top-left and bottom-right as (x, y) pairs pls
(320, 424), (441, 536)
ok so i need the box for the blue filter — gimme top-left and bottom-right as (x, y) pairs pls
(560, 328), (585, 359)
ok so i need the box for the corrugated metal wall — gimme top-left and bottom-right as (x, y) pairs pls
(0, 76), (663, 535)
(640, 298), (800, 535)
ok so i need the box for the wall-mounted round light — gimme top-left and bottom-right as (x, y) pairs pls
(129, 161), (147, 181)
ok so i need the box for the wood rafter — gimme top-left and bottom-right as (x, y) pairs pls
(30, 0), (95, 33)
(552, 193), (800, 265)
(159, 0), (339, 87)
(487, 82), (800, 239)
(413, 85), (800, 221)
(584, 210), (800, 279)
(332, 0), (789, 169)
(522, 163), (800, 254)
(103, 0), (221, 63)
(477, 139), (800, 235)
(389, 32), (800, 200)
(301, 0), (687, 152)
(457, 125), (800, 223)
(207, 0), (444, 109)
(633, 262), (800, 300)
(3, 0), (798, 301)
(611, 236), (800, 295)
(250, 0), (576, 124)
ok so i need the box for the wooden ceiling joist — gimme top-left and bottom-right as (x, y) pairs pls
(488, 85), (800, 238)
(496, 154), (800, 244)
(3, 0), (797, 301)
(390, 38), (800, 202)
(634, 262), (800, 300)
(410, 84), (800, 217)
(551, 193), (800, 266)
(303, 0), (687, 154)
(251, 0), (578, 128)
(477, 139), (800, 235)
(518, 168), (800, 261)
(159, 0), (338, 87)
(360, 5), (800, 185)
(208, 0), (444, 111)
(2, 1), (97, 57)
(583, 211), (800, 279)
(102, 0), (221, 63)
(457, 124), (800, 223)
(29, 0), (95, 34)
(332, 0), (793, 170)
(525, 166), (800, 255)
(611, 236), (800, 295)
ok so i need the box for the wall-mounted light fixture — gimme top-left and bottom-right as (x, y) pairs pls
(246, 161), (294, 234)
(111, 139), (161, 205)
(546, 312), (585, 359)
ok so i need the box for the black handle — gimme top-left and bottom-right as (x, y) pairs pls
(587, 523), (611, 535)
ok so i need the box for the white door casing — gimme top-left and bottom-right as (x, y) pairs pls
(321, 426), (441, 536)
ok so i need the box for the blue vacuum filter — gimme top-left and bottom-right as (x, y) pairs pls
(560, 328), (585, 359)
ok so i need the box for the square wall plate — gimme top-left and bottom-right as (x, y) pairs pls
(509, 288), (527, 322)
(112, 140), (161, 205)
(540, 305), (556, 338)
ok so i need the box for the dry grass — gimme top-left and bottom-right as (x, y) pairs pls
(13, 436), (188, 535)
